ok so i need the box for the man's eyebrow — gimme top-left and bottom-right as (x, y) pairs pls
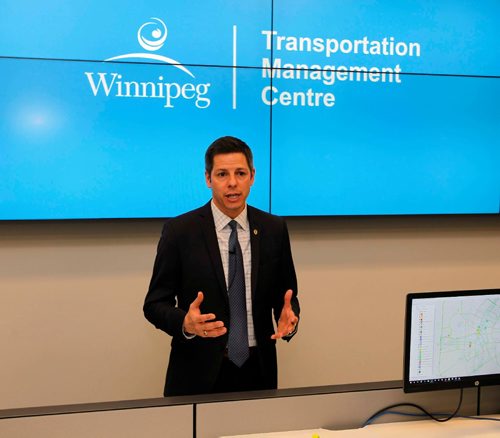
(213, 167), (248, 171)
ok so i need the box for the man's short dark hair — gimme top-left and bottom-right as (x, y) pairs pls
(205, 136), (254, 175)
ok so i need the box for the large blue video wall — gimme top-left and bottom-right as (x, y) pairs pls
(1, 0), (499, 219)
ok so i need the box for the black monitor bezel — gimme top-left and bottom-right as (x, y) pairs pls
(403, 288), (500, 393)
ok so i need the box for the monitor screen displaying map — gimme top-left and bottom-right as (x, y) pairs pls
(404, 289), (500, 393)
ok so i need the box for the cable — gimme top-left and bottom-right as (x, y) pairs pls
(363, 387), (463, 427)
(364, 410), (500, 427)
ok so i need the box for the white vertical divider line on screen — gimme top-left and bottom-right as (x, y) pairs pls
(232, 25), (238, 110)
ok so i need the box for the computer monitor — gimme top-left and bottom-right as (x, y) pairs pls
(403, 288), (500, 393)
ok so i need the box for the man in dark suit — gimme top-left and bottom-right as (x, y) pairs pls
(144, 136), (300, 396)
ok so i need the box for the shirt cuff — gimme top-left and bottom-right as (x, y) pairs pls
(182, 325), (196, 339)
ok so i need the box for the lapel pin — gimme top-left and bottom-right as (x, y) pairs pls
(253, 229), (258, 235)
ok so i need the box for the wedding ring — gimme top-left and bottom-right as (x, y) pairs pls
(203, 330), (208, 336)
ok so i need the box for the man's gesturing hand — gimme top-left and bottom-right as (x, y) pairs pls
(183, 292), (227, 338)
(271, 289), (299, 340)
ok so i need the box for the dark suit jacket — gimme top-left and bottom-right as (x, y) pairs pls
(144, 202), (299, 396)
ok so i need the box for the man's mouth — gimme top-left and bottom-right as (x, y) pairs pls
(226, 193), (241, 201)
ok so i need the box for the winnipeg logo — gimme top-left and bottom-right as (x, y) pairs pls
(105, 17), (194, 78)
(85, 17), (211, 109)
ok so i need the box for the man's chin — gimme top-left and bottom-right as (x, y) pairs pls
(223, 202), (244, 217)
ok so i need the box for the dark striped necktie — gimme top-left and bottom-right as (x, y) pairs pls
(227, 220), (250, 367)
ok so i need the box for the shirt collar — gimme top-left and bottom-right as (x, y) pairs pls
(211, 200), (249, 232)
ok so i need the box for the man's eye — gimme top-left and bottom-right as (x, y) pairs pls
(217, 172), (226, 177)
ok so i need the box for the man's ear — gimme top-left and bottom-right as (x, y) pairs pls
(250, 168), (256, 185)
(205, 171), (212, 188)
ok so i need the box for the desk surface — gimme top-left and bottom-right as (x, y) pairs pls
(221, 415), (500, 437)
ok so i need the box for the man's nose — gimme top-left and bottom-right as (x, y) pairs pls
(228, 173), (237, 186)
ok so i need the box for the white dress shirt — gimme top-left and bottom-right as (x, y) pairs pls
(211, 201), (256, 347)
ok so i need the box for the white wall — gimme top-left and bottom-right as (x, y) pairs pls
(0, 215), (499, 409)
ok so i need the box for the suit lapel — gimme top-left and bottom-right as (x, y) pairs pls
(199, 203), (229, 303)
(247, 206), (260, 300)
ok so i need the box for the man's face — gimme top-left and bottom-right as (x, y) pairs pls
(205, 152), (255, 219)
